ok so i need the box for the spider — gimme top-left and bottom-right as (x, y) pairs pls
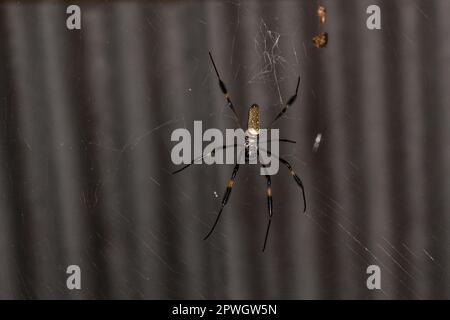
(172, 52), (307, 251)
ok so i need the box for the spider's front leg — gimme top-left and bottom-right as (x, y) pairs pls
(262, 172), (273, 252)
(259, 148), (307, 212)
(279, 158), (306, 212)
(203, 164), (240, 240)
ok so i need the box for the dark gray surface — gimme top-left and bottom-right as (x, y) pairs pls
(0, 0), (449, 299)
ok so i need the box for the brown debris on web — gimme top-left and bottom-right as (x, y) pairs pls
(313, 32), (328, 48)
(313, 5), (328, 49)
(317, 5), (326, 25)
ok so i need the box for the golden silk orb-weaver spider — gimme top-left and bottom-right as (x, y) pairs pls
(172, 52), (307, 251)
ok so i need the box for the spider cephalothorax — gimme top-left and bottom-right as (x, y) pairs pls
(173, 52), (306, 251)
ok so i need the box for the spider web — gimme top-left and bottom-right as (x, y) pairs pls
(249, 19), (289, 109)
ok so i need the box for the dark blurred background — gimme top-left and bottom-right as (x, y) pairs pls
(0, 0), (449, 299)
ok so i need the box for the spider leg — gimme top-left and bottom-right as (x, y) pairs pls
(269, 76), (300, 128)
(262, 171), (273, 252)
(262, 138), (297, 144)
(203, 164), (240, 240)
(279, 157), (307, 213)
(209, 51), (241, 128)
(172, 143), (239, 175)
(259, 148), (306, 212)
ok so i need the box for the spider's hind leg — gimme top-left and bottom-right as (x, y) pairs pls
(269, 76), (300, 128)
(208, 51), (241, 127)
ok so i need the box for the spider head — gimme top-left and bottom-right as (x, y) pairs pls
(247, 104), (260, 136)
